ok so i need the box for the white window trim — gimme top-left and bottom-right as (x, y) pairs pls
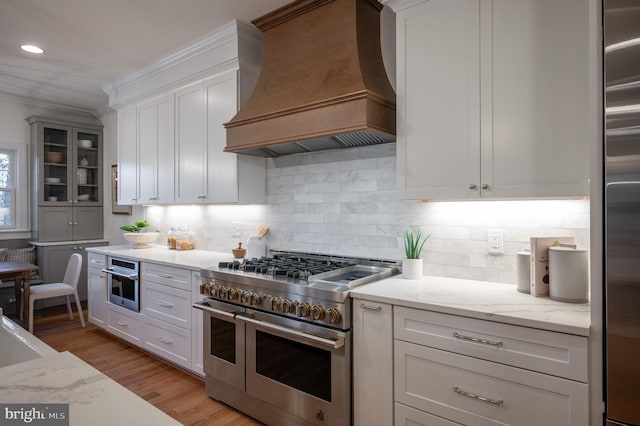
(0, 141), (30, 234)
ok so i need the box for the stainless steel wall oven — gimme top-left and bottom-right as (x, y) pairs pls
(103, 257), (140, 312)
(194, 251), (400, 425)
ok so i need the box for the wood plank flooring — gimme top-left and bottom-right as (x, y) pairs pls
(28, 305), (262, 426)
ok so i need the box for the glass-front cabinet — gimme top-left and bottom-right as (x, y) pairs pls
(40, 124), (102, 206)
(28, 116), (104, 242)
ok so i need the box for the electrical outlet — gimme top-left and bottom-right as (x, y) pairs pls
(231, 222), (242, 238)
(487, 230), (504, 255)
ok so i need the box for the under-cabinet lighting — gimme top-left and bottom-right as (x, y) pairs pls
(21, 44), (44, 54)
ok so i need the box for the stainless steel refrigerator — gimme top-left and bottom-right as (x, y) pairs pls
(605, 1), (640, 425)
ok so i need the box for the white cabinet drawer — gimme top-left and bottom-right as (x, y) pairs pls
(88, 252), (107, 269)
(394, 306), (588, 382)
(395, 403), (462, 426)
(395, 341), (588, 426)
(107, 304), (142, 345)
(141, 263), (190, 291)
(142, 281), (191, 330)
(143, 316), (191, 369)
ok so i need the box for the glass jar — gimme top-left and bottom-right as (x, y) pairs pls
(167, 227), (179, 250)
(176, 231), (194, 250)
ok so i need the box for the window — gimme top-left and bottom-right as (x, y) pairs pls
(0, 143), (28, 232)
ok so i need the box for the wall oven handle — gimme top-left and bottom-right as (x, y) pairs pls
(193, 301), (239, 319)
(102, 268), (139, 280)
(237, 314), (345, 350)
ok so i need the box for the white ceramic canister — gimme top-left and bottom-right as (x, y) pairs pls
(246, 236), (266, 259)
(548, 246), (589, 303)
(516, 250), (531, 293)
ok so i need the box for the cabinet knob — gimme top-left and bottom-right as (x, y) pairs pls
(68, 222), (73, 226)
(481, 183), (489, 190)
(73, 222), (78, 226)
(469, 184), (478, 190)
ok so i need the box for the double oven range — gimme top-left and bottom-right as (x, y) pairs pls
(194, 250), (400, 425)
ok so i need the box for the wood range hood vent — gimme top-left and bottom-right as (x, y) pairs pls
(224, 0), (396, 157)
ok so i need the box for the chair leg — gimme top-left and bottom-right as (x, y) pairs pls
(73, 291), (85, 328)
(28, 295), (34, 334)
(66, 295), (74, 320)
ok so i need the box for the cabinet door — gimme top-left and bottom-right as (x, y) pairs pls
(484, 0), (590, 198)
(396, 0), (481, 200)
(191, 271), (204, 376)
(353, 299), (393, 426)
(88, 266), (107, 328)
(39, 122), (72, 205)
(72, 206), (103, 241)
(117, 106), (139, 204)
(205, 72), (240, 203)
(38, 207), (73, 242)
(73, 127), (102, 205)
(138, 94), (175, 204)
(175, 83), (206, 203)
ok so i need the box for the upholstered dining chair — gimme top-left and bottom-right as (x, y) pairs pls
(28, 253), (85, 333)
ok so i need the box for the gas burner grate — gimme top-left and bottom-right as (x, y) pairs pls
(218, 255), (358, 281)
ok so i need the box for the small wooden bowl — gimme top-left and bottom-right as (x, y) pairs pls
(45, 151), (64, 163)
(232, 248), (246, 259)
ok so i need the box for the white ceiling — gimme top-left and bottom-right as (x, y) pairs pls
(0, 0), (291, 114)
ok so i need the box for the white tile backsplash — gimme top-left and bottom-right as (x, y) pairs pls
(145, 143), (589, 285)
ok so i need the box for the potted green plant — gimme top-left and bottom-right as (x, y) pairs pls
(403, 230), (429, 279)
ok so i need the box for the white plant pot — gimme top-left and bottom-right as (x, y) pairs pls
(402, 258), (423, 280)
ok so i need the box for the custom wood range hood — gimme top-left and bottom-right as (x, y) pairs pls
(224, 0), (396, 157)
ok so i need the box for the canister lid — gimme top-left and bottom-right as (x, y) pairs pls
(549, 246), (588, 253)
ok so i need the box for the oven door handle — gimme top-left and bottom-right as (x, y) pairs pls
(236, 313), (345, 350)
(101, 268), (139, 280)
(192, 301), (240, 320)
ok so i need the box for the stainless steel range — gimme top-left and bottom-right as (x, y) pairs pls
(193, 250), (400, 426)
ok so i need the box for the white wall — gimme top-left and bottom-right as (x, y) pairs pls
(144, 143), (589, 286)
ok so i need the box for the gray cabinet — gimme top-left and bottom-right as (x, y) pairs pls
(33, 241), (108, 308)
(28, 115), (104, 242)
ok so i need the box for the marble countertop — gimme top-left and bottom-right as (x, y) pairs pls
(0, 351), (180, 425)
(350, 275), (591, 336)
(85, 245), (234, 271)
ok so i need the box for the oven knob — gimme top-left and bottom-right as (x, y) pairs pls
(239, 290), (250, 304)
(219, 286), (229, 299)
(213, 283), (222, 297)
(250, 293), (262, 306)
(327, 308), (342, 324)
(270, 296), (281, 311)
(228, 288), (239, 301)
(200, 281), (213, 296)
(280, 299), (294, 314)
(298, 302), (311, 318)
(311, 305), (326, 321)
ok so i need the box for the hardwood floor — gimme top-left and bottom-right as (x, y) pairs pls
(28, 305), (262, 426)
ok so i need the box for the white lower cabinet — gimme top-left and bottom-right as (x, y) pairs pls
(191, 271), (204, 377)
(87, 253), (107, 328)
(353, 299), (393, 426)
(353, 299), (590, 425)
(107, 303), (143, 345)
(142, 315), (191, 369)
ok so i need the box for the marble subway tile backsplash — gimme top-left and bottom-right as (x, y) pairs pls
(145, 143), (589, 285)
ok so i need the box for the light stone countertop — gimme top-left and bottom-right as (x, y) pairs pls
(350, 275), (591, 336)
(85, 245), (234, 271)
(0, 351), (180, 426)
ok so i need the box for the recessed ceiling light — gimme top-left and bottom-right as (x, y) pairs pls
(21, 44), (44, 54)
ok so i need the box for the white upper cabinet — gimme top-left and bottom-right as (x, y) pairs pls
(109, 21), (265, 206)
(138, 94), (175, 204)
(387, 0), (592, 200)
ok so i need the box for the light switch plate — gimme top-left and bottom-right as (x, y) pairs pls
(487, 230), (504, 255)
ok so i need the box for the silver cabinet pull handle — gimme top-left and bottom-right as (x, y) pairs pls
(469, 184), (478, 190)
(481, 183), (489, 190)
(156, 300), (174, 308)
(117, 321), (128, 327)
(453, 331), (503, 347)
(158, 274), (174, 279)
(157, 336), (174, 345)
(360, 303), (382, 312)
(453, 386), (503, 405)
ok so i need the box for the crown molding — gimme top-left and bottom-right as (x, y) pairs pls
(0, 91), (100, 118)
(379, 0), (427, 12)
(103, 20), (262, 107)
